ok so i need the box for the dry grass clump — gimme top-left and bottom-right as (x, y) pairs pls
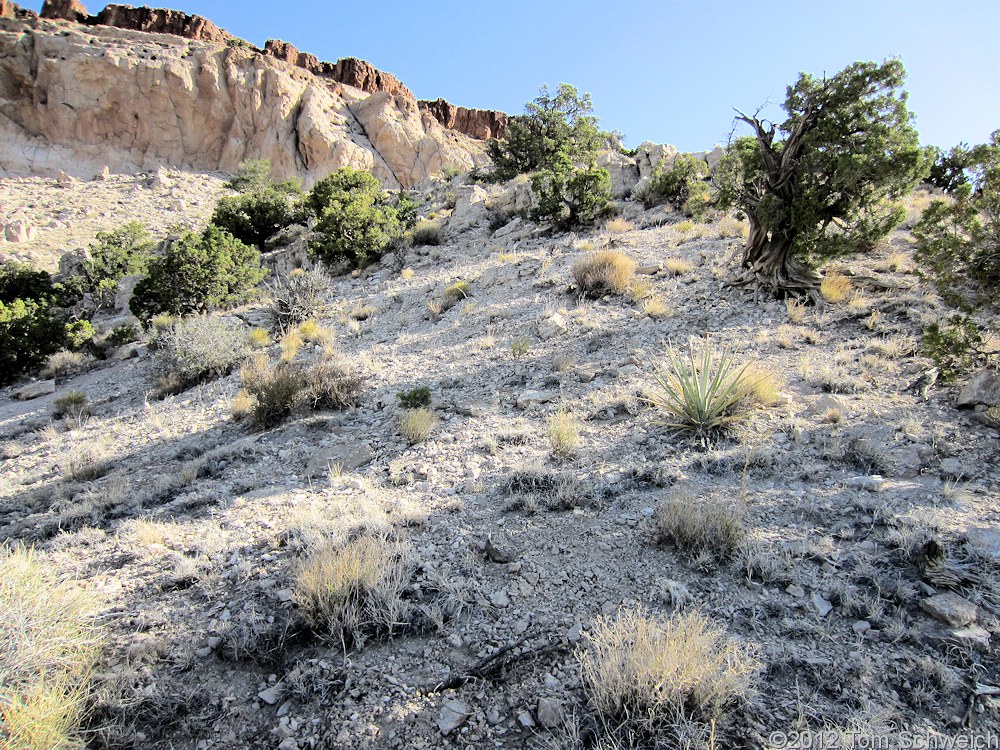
(641, 295), (673, 320)
(505, 468), (590, 513)
(248, 327), (271, 348)
(280, 329), (304, 363)
(61, 439), (111, 482)
(664, 257), (694, 276)
(293, 533), (415, 649)
(605, 218), (634, 233)
(400, 407), (438, 444)
(647, 342), (758, 440)
(1, 547), (103, 749)
(547, 408), (581, 457)
(52, 390), (91, 425)
(820, 271), (853, 303)
(714, 215), (749, 239)
(653, 488), (746, 561)
(572, 250), (637, 298)
(579, 608), (758, 743)
(297, 319), (334, 347)
(239, 353), (363, 429)
(741, 363), (783, 406)
(785, 297), (807, 323)
(410, 220), (443, 246)
(41, 351), (96, 380)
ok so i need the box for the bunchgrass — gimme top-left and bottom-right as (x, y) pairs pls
(572, 250), (636, 298)
(1, 547), (103, 749)
(400, 407), (438, 444)
(547, 408), (581, 457)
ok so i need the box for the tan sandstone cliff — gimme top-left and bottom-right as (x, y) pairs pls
(0, 9), (494, 186)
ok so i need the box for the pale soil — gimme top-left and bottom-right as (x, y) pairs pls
(1, 176), (998, 750)
(0, 170), (227, 272)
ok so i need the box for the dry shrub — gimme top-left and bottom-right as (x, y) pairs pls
(298, 319), (334, 347)
(269, 268), (329, 333)
(641, 295), (672, 319)
(653, 488), (746, 561)
(547, 408), (581, 457)
(785, 298), (807, 323)
(572, 250), (636, 298)
(41, 351), (96, 380)
(411, 220), (443, 246)
(820, 271), (852, 303)
(714, 215), (749, 239)
(239, 352), (362, 430)
(1, 547), (103, 748)
(579, 608), (758, 742)
(293, 533), (415, 649)
(248, 327), (271, 348)
(400, 407), (438, 444)
(156, 314), (248, 388)
(505, 468), (590, 513)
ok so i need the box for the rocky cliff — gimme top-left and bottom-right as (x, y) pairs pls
(0, 12), (495, 186)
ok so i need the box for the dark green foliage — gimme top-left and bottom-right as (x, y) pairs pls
(638, 154), (710, 212)
(308, 168), (403, 269)
(925, 145), (971, 194)
(922, 315), (991, 382)
(106, 323), (140, 346)
(211, 185), (308, 249)
(0, 263), (66, 384)
(130, 226), (267, 324)
(65, 319), (95, 350)
(226, 159), (285, 193)
(486, 84), (605, 183)
(84, 222), (153, 305)
(914, 132), (1000, 310)
(530, 153), (612, 230)
(397, 386), (431, 409)
(714, 60), (927, 293)
(394, 192), (419, 230)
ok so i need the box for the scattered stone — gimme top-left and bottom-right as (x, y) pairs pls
(810, 394), (848, 420)
(949, 625), (991, 652)
(566, 623), (583, 642)
(785, 584), (806, 598)
(538, 313), (568, 341)
(516, 390), (557, 409)
(938, 458), (966, 479)
(4, 220), (35, 243)
(966, 526), (1000, 563)
(94, 165), (111, 181)
(920, 592), (977, 627)
(437, 700), (472, 735)
(844, 475), (885, 492)
(536, 698), (564, 729)
(517, 710), (536, 729)
(812, 593), (833, 617)
(852, 620), (872, 636)
(257, 684), (284, 706)
(14, 380), (56, 400)
(305, 441), (373, 478)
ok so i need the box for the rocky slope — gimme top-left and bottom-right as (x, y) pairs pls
(0, 5), (500, 187)
(2, 178), (999, 749)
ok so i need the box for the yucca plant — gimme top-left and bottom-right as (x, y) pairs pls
(647, 341), (756, 440)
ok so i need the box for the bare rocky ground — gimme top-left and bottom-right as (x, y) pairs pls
(0, 169), (227, 271)
(2, 175), (999, 749)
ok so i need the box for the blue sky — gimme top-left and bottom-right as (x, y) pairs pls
(75, 1), (999, 152)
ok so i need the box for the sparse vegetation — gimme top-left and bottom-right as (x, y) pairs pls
(397, 386), (431, 410)
(579, 608), (758, 745)
(0, 262), (70, 385)
(155, 314), (249, 389)
(820, 270), (853, 303)
(572, 250), (636, 297)
(547, 408), (581, 457)
(83, 221), (153, 306)
(636, 153), (711, 215)
(653, 488), (746, 561)
(410, 220), (443, 246)
(293, 533), (415, 649)
(400, 407), (438, 444)
(0, 547), (103, 749)
(268, 268), (330, 333)
(647, 342), (758, 440)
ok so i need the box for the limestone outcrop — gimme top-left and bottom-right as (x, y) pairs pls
(93, 4), (232, 44)
(40, 0), (88, 22)
(1, 0), (18, 18)
(0, 18), (489, 187)
(418, 98), (508, 140)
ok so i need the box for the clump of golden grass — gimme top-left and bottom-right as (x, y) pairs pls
(280, 330), (304, 363)
(579, 608), (758, 741)
(785, 298), (807, 323)
(248, 327), (271, 349)
(714, 215), (749, 239)
(401, 268), (415, 281)
(1, 547), (104, 748)
(741, 362), (783, 406)
(547, 408), (581, 457)
(653, 488), (746, 561)
(664, 257), (694, 276)
(605, 218), (633, 233)
(641, 295), (672, 320)
(572, 250), (636, 298)
(400, 407), (438, 444)
(293, 533), (415, 649)
(298, 319), (334, 347)
(820, 271), (852, 303)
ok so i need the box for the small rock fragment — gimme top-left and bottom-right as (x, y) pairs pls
(437, 700), (472, 735)
(536, 698), (564, 729)
(920, 592), (977, 627)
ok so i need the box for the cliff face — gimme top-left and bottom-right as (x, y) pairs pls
(0, 15), (492, 186)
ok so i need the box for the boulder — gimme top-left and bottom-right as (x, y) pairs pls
(447, 185), (489, 236)
(920, 592), (978, 628)
(957, 369), (1000, 408)
(4, 221), (35, 243)
(58, 247), (91, 278)
(14, 380), (56, 400)
(598, 150), (640, 198)
(0, 0), (14, 19)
